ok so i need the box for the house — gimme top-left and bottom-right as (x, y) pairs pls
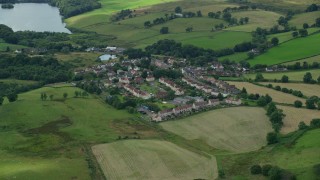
(123, 84), (151, 99)
(119, 77), (130, 84)
(159, 78), (184, 95)
(156, 91), (168, 99)
(134, 77), (144, 84)
(146, 76), (155, 82)
(225, 97), (242, 105)
(173, 104), (193, 115)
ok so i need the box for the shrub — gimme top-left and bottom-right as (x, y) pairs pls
(250, 165), (262, 174)
(314, 164), (320, 176)
(268, 166), (282, 180)
(310, 119), (320, 128)
(294, 100), (303, 108)
(267, 132), (278, 144)
(298, 121), (308, 130)
(262, 164), (272, 176)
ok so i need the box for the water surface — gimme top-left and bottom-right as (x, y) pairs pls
(0, 3), (70, 33)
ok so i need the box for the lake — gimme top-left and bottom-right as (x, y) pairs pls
(99, 54), (117, 61)
(0, 3), (70, 33)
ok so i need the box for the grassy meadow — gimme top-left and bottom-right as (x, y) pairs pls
(227, 81), (305, 104)
(161, 107), (272, 153)
(289, 11), (320, 28)
(283, 54), (320, 65)
(92, 140), (217, 180)
(249, 32), (320, 65)
(244, 69), (320, 82)
(55, 52), (103, 67)
(277, 105), (320, 134)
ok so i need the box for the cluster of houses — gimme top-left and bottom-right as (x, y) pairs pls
(200, 76), (240, 95)
(123, 84), (151, 100)
(151, 97), (241, 122)
(182, 76), (221, 96)
(159, 78), (184, 95)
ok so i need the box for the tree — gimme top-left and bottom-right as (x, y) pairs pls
(306, 98), (316, 109)
(241, 87), (247, 94)
(0, 96), (4, 105)
(175, 6), (182, 13)
(310, 119), (320, 128)
(217, 93), (223, 101)
(294, 100), (303, 108)
(317, 75), (320, 83)
(262, 164), (272, 176)
(306, 4), (318, 12)
(144, 21), (151, 28)
(257, 96), (267, 106)
(267, 132), (278, 144)
(292, 31), (299, 38)
(265, 94), (272, 104)
(316, 18), (320, 27)
(197, 10), (202, 17)
(7, 92), (18, 102)
(268, 166), (282, 180)
(271, 37), (279, 46)
(255, 73), (264, 81)
(250, 165), (262, 174)
(141, 71), (148, 78)
(298, 121), (308, 130)
(160, 27), (169, 34)
(314, 164), (320, 176)
(299, 29), (308, 37)
(281, 75), (289, 83)
(303, 72), (313, 83)
(49, 94), (54, 101)
(75, 91), (79, 97)
(43, 93), (47, 100)
(63, 93), (68, 99)
(267, 102), (277, 115)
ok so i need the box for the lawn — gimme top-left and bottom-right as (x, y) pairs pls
(260, 82), (320, 97)
(92, 140), (217, 180)
(277, 105), (320, 134)
(226, 10), (281, 32)
(227, 81), (305, 104)
(248, 32), (320, 66)
(161, 107), (272, 153)
(244, 69), (320, 82)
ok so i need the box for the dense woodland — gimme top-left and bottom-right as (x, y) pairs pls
(0, 54), (71, 84)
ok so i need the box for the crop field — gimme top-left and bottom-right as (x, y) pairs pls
(248, 32), (320, 65)
(161, 107), (272, 152)
(226, 10), (281, 32)
(92, 140), (217, 180)
(244, 69), (320, 82)
(290, 11), (320, 28)
(219, 128), (320, 179)
(260, 82), (320, 97)
(227, 81), (305, 104)
(283, 54), (320, 65)
(277, 105), (320, 134)
(55, 52), (103, 67)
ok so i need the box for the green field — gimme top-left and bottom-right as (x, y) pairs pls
(161, 107), (272, 153)
(219, 52), (248, 62)
(92, 140), (217, 180)
(244, 69), (320, 82)
(219, 128), (320, 179)
(55, 52), (103, 67)
(249, 32), (320, 65)
(0, 85), (138, 179)
(226, 10), (281, 32)
(248, 0), (318, 11)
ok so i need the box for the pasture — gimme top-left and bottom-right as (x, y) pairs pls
(92, 140), (217, 180)
(282, 54), (320, 65)
(0, 86), (140, 179)
(248, 32), (320, 66)
(226, 10), (281, 32)
(244, 69), (320, 81)
(219, 128), (320, 179)
(227, 81), (305, 104)
(290, 11), (320, 28)
(277, 105), (320, 134)
(219, 52), (248, 62)
(260, 82), (320, 97)
(248, 0), (318, 11)
(161, 107), (272, 152)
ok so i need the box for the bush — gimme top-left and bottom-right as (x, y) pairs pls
(294, 100), (303, 108)
(298, 121), (308, 130)
(267, 132), (278, 144)
(268, 166), (282, 180)
(310, 119), (320, 128)
(314, 164), (320, 176)
(262, 164), (272, 176)
(250, 165), (262, 174)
